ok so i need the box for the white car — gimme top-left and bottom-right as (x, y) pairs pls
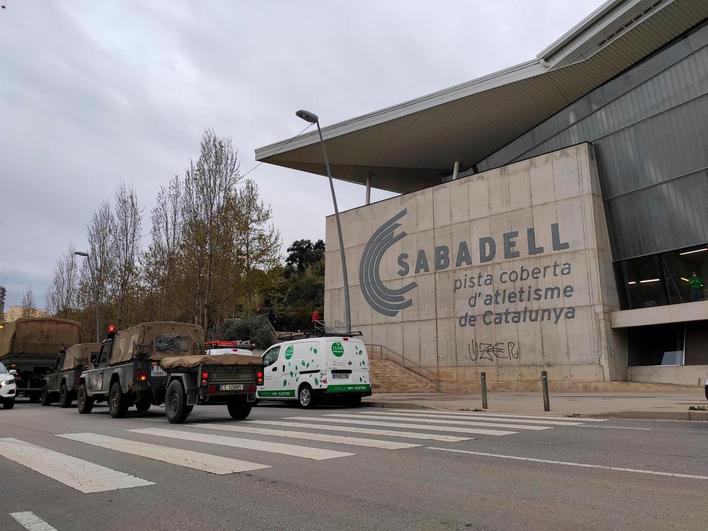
(257, 336), (371, 408)
(0, 362), (17, 409)
(206, 347), (255, 356)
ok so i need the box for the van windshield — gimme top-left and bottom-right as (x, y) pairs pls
(0, 362), (7, 374)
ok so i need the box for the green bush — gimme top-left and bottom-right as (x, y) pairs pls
(221, 315), (275, 349)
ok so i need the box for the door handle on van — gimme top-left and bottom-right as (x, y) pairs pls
(271, 367), (277, 372)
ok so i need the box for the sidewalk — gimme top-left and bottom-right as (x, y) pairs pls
(363, 389), (708, 421)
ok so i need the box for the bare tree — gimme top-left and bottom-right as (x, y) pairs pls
(46, 245), (79, 318)
(21, 287), (36, 317)
(181, 129), (241, 331)
(84, 201), (116, 327)
(0, 286), (6, 322)
(112, 183), (142, 324)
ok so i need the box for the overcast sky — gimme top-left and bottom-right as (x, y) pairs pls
(0, 0), (606, 308)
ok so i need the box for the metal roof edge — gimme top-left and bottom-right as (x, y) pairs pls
(255, 58), (546, 162)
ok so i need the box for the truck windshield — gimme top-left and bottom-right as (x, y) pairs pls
(154, 335), (191, 353)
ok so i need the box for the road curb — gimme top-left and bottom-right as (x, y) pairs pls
(587, 410), (708, 421)
(361, 401), (436, 410)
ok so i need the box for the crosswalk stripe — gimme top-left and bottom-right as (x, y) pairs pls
(324, 413), (551, 431)
(129, 428), (355, 460)
(58, 433), (270, 474)
(249, 420), (472, 442)
(287, 416), (516, 436)
(192, 424), (418, 450)
(9, 512), (57, 531)
(360, 410), (584, 426)
(388, 409), (607, 422)
(0, 438), (154, 493)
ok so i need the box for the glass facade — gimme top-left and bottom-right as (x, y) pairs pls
(628, 320), (708, 367)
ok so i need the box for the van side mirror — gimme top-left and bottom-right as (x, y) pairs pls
(9, 369), (17, 376)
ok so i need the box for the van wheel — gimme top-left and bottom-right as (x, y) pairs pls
(227, 397), (252, 420)
(59, 383), (72, 408)
(40, 385), (51, 406)
(3, 398), (15, 410)
(165, 380), (190, 424)
(77, 384), (93, 414)
(298, 384), (314, 409)
(109, 381), (128, 418)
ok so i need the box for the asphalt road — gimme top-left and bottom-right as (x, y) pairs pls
(1, 399), (707, 530)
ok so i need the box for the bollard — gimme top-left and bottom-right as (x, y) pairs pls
(541, 370), (550, 412)
(481, 372), (488, 409)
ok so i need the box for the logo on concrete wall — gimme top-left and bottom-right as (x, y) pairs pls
(359, 209), (417, 317)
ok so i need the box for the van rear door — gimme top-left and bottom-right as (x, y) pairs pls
(325, 338), (371, 393)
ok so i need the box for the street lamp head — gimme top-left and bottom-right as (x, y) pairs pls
(74, 251), (89, 258)
(296, 109), (318, 124)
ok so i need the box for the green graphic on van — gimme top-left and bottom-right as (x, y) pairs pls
(331, 342), (344, 357)
(284, 345), (294, 360)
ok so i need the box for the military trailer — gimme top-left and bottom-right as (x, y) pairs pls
(0, 318), (82, 402)
(41, 343), (100, 407)
(160, 353), (263, 423)
(78, 321), (262, 422)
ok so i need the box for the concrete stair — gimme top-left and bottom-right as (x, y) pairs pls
(369, 359), (438, 393)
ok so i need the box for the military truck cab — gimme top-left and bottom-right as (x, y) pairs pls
(78, 322), (203, 418)
(41, 343), (100, 408)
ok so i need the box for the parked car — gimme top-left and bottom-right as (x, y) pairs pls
(0, 361), (17, 409)
(41, 343), (100, 407)
(257, 335), (371, 408)
(205, 340), (255, 356)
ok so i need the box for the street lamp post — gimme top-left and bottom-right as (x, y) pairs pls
(74, 251), (100, 342)
(296, 109), (351, 334)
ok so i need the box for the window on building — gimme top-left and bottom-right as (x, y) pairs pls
(617, 245), (707, 310)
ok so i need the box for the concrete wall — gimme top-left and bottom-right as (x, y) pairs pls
(627, 365), (708, 387)
(325, 144), (624, 385)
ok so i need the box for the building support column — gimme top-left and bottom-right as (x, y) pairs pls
(366, 173), (372, 205)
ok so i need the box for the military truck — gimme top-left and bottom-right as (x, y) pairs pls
(40, 343), (100, 407)
(0, 318), (82, 402)
(77, 321), (262, 423)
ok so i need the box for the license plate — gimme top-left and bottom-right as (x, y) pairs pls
(332, 373), (349, 380)
(151, 365), (167, 377)
(218, 384), (244, 391)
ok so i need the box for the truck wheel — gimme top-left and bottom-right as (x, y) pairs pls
(135, 397), (151, 414)
(109, 381), (128, 418)
(705, 385), (708, 401)
(77, 384), (93, 414)
(165, 380), (190, 424)
(2, 399), (15, 410)
(226, 397), (252, 420)
(40, 385), (52, 406)
(59, 383), (72, 408)
(298, 384), (314, 409)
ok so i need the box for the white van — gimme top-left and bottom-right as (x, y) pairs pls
(257, 336), (371, 408)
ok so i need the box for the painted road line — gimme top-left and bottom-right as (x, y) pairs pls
(129, 428), (355, 461)
(9, 512), (57, 531)
(325, 413), (551, 431)
(192, 424), (419, 450)
(0, 438), (153, 494)
(362, 410), (584, 427)
(389, 410), (607, 422)
(58, 433), (270, 474)
(249, 420), (472, 442)
(287, 416), (516, 436)
(426, 447), (708, 480)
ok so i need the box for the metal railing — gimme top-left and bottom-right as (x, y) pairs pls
(365, 343), (438, 383)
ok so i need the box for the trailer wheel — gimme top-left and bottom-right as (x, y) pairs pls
(109, 381), (128, 418)
(59, 383), (72, 408)
(2, 399), (14, 410)
(77, 384), (93, 414)
(165, 380), (190, 424)
(135, 397), (151, 414)
(40, 385), (51, 406)
(227, 397), (252, 420)
(298, 384), (314, 409)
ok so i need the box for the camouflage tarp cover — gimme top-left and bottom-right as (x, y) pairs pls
(0, 318), (81, 360)
(62, 343), (101, 371)
(110, 322), (204, 364)
(160, 353), (262, 370)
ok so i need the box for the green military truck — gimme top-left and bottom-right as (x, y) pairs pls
(40, 343), (100, 407)
(77, 321), (262, 423)
(0, 318), (82, 402)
